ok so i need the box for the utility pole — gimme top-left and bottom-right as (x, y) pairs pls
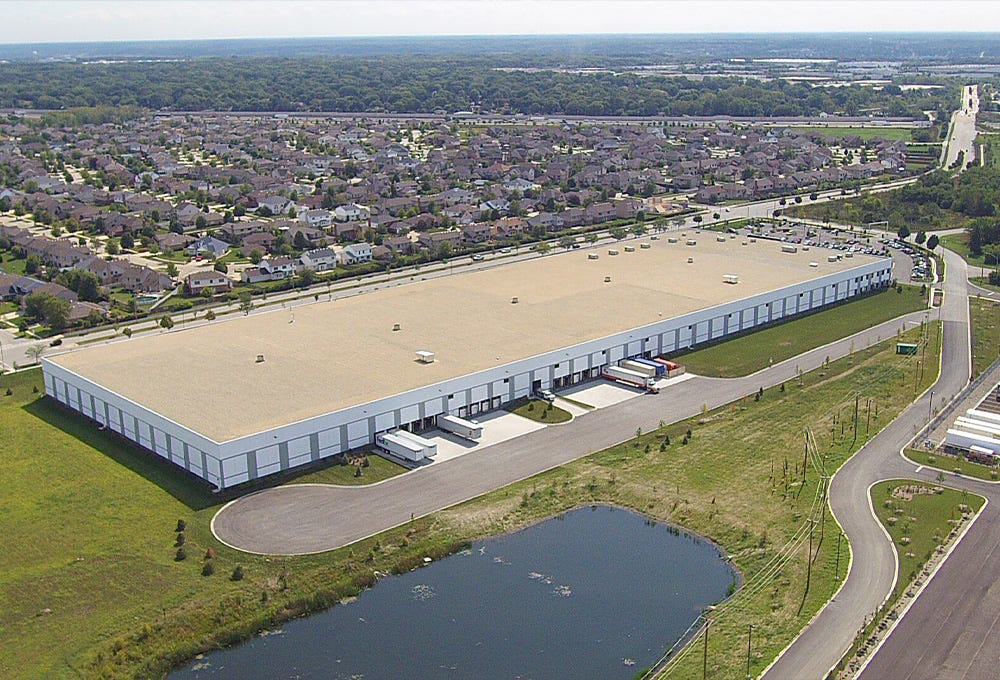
(834, 532), (843, 580)
(806, 519), (817, 596)
(746, 624), (755, 680)
(802, 429), (810, 484)
(703, 606), (716, 680)
(852, 393), (859, 446)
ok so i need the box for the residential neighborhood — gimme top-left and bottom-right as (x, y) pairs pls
(0, 111), (917, 333)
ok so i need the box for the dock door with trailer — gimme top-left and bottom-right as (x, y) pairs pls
(436, 414), (483, 440)
(619, 359), (658, 379)
(376, 430), (438, 462)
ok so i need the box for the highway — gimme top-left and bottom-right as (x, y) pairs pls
(942, 84), (979, 170)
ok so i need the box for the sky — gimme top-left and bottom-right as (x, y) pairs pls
(3, 0), (1000, 44)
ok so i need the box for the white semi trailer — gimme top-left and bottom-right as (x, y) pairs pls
(620, 359), (658, 379)
(436, 414), (483, 440)
(602, 365), (658, 392)
(376, 430), (437, 461)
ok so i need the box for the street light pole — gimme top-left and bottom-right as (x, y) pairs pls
(746, 624), (754, 679)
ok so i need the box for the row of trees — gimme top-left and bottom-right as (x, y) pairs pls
(789, 167), (1000, 233)
(0, 58), (955, 118)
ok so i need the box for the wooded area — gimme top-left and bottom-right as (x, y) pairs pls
(0, 57), (956, 117)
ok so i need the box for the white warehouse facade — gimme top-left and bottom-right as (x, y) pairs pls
(42, 239), (893, 489)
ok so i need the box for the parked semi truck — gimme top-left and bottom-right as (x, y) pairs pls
(620, 359), (658, 379)
(376, 430), (437, 462)
(602, 365), (659, 392)
(436, 414), (483, 440)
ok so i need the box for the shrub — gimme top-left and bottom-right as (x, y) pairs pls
(354, 466), (362, 478)
(4, 388), (10, 396)
(231, 565), (245, 581)
(175, 547), (187, 561)
(204, 547), (215, 560)
(175, 519), (186, 532)
(175, 532), (185, 547)
(362, 457), (370, 468)
(202, 561), (215, 576)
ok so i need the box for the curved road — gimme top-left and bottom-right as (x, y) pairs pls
(762, 247), (970, 679)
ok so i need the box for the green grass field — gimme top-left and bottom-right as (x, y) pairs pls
(970, 296), (1000, 378)
(1, 318), (941, 678)
(940, 232), (980, 265)
(904, 449), (999, 481)
(506, 397), (573, 423)
(674, 286), (927, 377)
(840, 480), (988, 673)
(790, 126), (914, 142)
(0, 251), (27, 275)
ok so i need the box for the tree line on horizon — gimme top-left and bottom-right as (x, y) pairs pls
(0, 57), (956, 118)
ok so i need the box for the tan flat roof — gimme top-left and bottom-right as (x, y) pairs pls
(49, 236), (879, 441)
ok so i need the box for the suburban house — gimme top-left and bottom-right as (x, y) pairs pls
(300, 209), (334, 228)
(257, 195), (294, 215)
(185, 270), (232, 295)
(334, 203), (370, 222)
(186, 235), (230, 258)
(299, 247), (338, 272)
(340, 242), (373, 264)
(242, 256), (298, 283)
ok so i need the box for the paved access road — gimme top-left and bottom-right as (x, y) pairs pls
(213, 307), (931, 555)
(762, 247), (970, 679)
(942, 84), (979, 170)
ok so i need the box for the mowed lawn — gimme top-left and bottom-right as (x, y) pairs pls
(0, 369), (225, 678)
(0, 369), (407, 678)
(675, 286), (927, 377)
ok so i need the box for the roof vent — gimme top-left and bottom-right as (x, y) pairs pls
(256, 354), (265, 363)
(392, 323), (401, 331)
(604, 276), (611, 283)
(511, 296), (519, 304)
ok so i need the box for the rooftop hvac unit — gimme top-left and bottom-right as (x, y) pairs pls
(415, 350), (435, 364)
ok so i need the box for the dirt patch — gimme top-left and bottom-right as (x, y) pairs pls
(891, 484), (942, 502)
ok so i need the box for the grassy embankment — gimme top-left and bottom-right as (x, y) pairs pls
(675, 285), (927, 378)
(1, 300), (938, 679)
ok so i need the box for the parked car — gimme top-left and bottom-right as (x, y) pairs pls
(536, 389), (556, 403)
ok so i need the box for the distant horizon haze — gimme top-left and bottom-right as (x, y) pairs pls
(2, 0), (999, 46)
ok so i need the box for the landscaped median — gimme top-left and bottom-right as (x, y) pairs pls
(833, 480), (986, 678)
(0, 318), (940, 678)
(505, 397), (573, 424)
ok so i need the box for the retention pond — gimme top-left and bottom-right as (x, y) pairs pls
(173, 505), (736, 679)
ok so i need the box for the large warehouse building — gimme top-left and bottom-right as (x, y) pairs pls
(43, 235), (892, 488)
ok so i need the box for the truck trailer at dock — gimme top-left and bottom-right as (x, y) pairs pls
(435, 414), (483, 440)
(603, 366), (658, 391)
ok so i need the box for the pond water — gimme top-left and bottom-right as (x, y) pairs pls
(173, 505), (736, 679)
